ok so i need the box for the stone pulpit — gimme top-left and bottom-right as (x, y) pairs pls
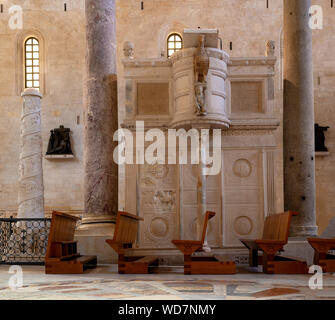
(121, 29), (279, 261)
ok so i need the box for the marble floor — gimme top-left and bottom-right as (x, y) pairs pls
(0, 265), (334, 300)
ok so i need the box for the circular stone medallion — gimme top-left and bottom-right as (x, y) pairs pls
(234, 216), (253, 236)
(233, 159), (252, 178)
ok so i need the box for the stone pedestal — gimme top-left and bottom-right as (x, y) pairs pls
(283, 238), (315, 266)
(76, 0), (118, 252)
(18, 89), (44, 218)
(283, 0), (317, 237)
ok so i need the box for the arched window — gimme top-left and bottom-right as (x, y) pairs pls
(167, 33), (183, 58)
(24, 37), (40, 90)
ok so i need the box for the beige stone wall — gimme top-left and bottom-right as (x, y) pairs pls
(0, 0), (333, 234)
(0, 0), (86, 216)
(312, 0), (335, 233)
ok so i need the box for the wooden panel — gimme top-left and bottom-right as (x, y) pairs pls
(262, 212), (292, 242)
(113, 211), (142, 244)
(200, 211), (215, 244)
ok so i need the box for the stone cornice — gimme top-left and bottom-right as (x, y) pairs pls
(229, 57), (277, 66)
(123, 59), (172, 68)
(170, 47), (230, 64)
(123, 55), (276, 69)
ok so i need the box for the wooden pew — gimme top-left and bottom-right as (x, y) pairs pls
(308, 238), (335, 272)
(172, 211), (236, 275)
(105, 211), (159, 274)
(240, 211), (308, 274)
(45, 211), (97, 274)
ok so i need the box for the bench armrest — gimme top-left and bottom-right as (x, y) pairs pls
(240, 239), (258, 249)
(255, 240), (286, 255)
(171, 240), (202, 256)
(308, 238), (335, 253)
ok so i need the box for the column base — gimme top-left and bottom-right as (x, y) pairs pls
(284, 237), (315, 266)
(290, 225), (318, 238)
(74, 217), (117, 264)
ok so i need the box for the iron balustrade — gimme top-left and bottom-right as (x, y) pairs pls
(0, 217), (51, 265)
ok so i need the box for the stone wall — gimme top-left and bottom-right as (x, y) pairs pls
(0, 0), (334, 234)
(0, 0), (86, 216)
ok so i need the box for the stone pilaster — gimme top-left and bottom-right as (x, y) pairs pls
(283, 0), (317, 236)
(76, 0), (118, 238)
(18, 89), (44, 218)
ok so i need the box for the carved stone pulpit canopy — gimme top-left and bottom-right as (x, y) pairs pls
(167, 28), (230, 127)
(46, 125), (73, 155)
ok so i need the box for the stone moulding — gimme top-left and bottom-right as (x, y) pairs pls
(44, 154), (75, 159)
(315, 152), (330, 157)
(123, 59), (172, 68)
(229, 57), (277, 66)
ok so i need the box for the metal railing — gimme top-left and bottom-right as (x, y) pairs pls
(0, 218), (51, 265)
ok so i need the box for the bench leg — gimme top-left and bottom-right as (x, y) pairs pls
(184, 255), (192, 275)
(249, 249), (259, 267)
(314, 251), (335, 273)
(314, 251), (326, 266)
(262, 253), (275, 274)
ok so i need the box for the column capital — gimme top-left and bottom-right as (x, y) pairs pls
(21, 88), (43, 98)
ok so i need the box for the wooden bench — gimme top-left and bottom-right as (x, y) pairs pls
(45, 211), (97, 274)
(240, 211), (308, 274)
(105, 211), (159, 274)
(308, 238), (335, 272)
(172, 211), (236, 275)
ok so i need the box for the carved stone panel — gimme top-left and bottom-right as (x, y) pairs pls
(181, 205), (221, 246)
(180, 163), (221, 247)
(231, 81), (262, 113)
(137, 83), (169, 115)
(138, 163), (177, 248)
(225, 205), (263, 246)
(223, 150), (263, 246)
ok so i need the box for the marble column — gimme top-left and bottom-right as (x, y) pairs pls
(77, 0), (118, 236)
(18, 89), (44, 218)
(283, 0), (317, 236)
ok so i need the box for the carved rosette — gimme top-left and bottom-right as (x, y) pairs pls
(18, 89), (44, 218)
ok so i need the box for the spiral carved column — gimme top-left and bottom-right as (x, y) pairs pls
(18, 89), (44, 218)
